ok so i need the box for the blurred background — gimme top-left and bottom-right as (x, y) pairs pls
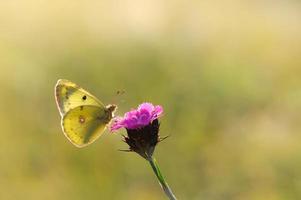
(1, 0), (301, 199)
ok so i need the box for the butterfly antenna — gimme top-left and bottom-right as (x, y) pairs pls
(111, 89), (126, 105)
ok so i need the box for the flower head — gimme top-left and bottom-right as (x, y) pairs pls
(111, 102), (163, 131)
(110, 103), (164, 160)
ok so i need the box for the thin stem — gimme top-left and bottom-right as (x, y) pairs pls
(148, 157), (177, 200)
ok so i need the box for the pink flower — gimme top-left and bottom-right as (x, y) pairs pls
(111, 103), (163, 131)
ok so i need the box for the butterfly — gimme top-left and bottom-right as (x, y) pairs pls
(55, 79), (117, 148)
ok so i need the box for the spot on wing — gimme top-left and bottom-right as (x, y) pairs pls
(79, 115), (85, 124)
(82, 95), (87, 101)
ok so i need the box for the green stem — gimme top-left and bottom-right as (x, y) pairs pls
(148, 157), (177, 200)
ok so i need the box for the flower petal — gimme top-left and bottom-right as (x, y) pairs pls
(154, 105), (163, 116)
(138, 103), (155, 113)
(138, 109), (152, 125)
(110, 117), (124, 131)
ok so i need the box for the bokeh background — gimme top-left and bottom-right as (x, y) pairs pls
(1, 1), (301, 199)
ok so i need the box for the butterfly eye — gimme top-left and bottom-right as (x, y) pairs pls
(82, 95), (87, 100)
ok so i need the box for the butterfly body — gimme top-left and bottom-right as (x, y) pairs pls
(55, 79), (117, 147)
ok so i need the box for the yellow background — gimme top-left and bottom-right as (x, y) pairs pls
(0, 1), (301, 199)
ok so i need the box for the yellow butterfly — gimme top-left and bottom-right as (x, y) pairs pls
(55, 79), (117, 148)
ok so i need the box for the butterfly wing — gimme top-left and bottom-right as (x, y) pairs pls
(55, 79), (104, 116)
(62, 105), (112, 147)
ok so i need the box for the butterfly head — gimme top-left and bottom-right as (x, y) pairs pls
(106, 104), (117, 117)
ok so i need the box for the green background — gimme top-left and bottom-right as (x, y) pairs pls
(1, 1), (301, 199)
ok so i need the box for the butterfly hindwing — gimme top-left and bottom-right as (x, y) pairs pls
(55, 79), (105, 116)
(62, 105), (111, 147)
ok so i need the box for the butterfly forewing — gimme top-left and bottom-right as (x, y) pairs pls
(55, 79), (105, 116)
(62, 105), (111, 147)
